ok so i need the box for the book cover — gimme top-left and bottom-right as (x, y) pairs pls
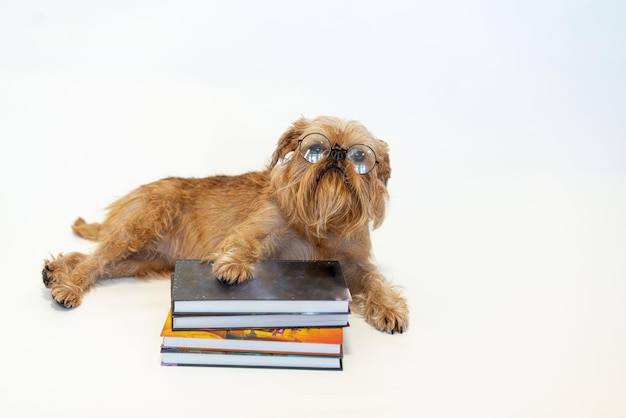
(171, 259), (352, 315)
(161, 348), (343, 370)
(160, 310), (343, 355)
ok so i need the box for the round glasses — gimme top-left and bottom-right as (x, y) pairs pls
(298, 133), (378, 174)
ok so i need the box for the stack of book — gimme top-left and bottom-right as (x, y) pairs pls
(159, 259), (351, 370)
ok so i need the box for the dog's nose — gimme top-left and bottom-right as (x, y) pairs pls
(329, 146), (346, 161)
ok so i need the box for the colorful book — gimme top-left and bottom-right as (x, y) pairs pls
(171, 259), (351, 315)
(160, 310), (343, 355)
(161, 348), (342, 370)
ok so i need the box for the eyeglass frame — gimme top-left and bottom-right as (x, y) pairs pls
(297, 133), (379, 174)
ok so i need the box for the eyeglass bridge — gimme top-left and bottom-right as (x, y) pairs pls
(329, 146), (347, 161)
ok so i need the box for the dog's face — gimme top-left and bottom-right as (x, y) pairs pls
(269, 116), (391, 238)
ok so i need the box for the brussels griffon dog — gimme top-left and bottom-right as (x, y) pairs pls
(42, 116), (409, 333)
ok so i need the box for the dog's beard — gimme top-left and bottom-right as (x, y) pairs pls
(310, 166), (357, 231)
(272, 161), (387, 239)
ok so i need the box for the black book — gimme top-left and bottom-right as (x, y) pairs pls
(170, 259), (352, 330)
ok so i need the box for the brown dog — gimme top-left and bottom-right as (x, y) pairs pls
(42, 116), (409, 333)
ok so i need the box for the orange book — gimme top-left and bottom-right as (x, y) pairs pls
(160, 310), (343, 356)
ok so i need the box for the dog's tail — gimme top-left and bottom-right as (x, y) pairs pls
(71, 217), (102, 241)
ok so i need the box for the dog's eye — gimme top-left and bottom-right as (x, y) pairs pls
(305, 146), (326, 162)
(309, 144), (325, 155)
(299, 134), (331, 163)
(347, 145), (377, 174)
(350, 149), (367, 163)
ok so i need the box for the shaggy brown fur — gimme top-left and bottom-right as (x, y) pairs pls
(42, 116), (409, 333)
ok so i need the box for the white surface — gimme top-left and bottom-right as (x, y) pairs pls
(1, 1), (625, 417)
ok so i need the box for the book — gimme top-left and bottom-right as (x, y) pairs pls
(161, 348), (342, 370)
(160, 310), (343, 355)
(171, 312), (350, 330)
(161, 259), (349, 370)
(171, 259), (352, 315)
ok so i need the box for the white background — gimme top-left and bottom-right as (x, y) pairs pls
(1, 1), (625, 417)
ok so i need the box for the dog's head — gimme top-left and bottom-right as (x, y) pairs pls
(269, 116), (391, 239)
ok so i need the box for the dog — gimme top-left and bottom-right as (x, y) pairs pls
(42, 116), (409, 333)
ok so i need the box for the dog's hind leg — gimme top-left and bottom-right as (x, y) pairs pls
(43, 238), (173, 308)
(42, 252), (87, 289)
(44, 221), (168, 308)
(43, 181), (183, 307)
(41, 219), (105, 301)
(42, 242), (130, 308)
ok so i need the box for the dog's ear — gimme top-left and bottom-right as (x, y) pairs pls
(375, 139), (392, 186)
(270, 117), (309, 167)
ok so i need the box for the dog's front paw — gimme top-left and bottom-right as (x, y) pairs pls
(364, 299), (409, 334)
(211, 254), (254, 285)
(355, 288), (409, 334)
